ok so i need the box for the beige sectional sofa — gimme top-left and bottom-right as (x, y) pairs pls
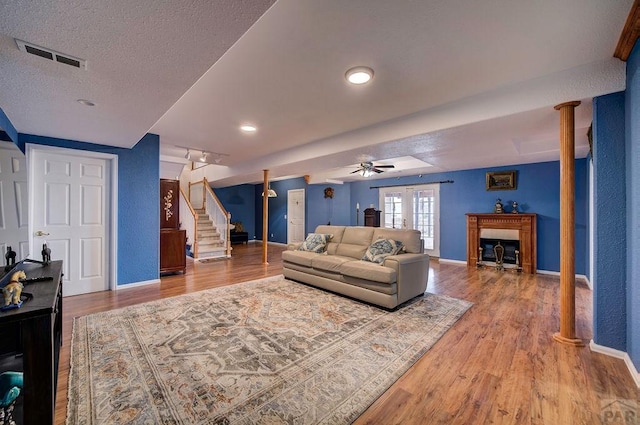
(282, 225), (430, 309)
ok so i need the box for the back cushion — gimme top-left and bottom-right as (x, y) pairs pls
(336, 227), (375, 259)
(372, 228), (423, 253)
(315, 225), (345, 255)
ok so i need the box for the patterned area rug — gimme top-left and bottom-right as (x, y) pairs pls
(67, 276), (472, 424)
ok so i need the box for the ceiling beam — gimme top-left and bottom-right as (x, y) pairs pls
(614, 0), (640, 61)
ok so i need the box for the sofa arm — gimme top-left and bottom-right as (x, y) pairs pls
(383, 253), (430, 305)
(287, 243), (302, 251)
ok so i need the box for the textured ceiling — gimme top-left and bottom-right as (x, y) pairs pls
(0, 0), (633, 185)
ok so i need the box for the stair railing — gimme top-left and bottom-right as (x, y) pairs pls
(179, 187), (198, 258)
(202, 178), (232, 257)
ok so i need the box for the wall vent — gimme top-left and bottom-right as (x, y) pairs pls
(15, 39), (87, 70)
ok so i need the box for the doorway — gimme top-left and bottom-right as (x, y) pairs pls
(27, 145), (117, 296)
(287, 189), (305, 244)
(379, 184), (440, 257)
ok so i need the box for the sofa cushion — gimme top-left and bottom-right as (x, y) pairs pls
(311, 255), (353, 273)
(341, 260), (397, 284)
(298, 233), (332, 253)
(315, 225), (346, 255)
(372, 228), (423, 253)
(362, 239), (404, 264)
(336, 227), (375, 259)
(282, 250), (319, 267)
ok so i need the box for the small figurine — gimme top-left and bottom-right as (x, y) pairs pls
(511, 201), (519, 214)
(2, 270), (26, 307)
(4, 247), (16, 272)
(41, 243), (51, 265)
(494, 198), (504, 214)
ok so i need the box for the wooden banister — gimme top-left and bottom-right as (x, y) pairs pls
(180, 187), (198, 258)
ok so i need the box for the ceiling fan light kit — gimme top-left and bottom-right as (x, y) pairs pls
(351, 161), (395, 177)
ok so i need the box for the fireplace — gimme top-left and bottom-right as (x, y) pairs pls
(466, 213), (537, 274)
(479, 238), (521, 264)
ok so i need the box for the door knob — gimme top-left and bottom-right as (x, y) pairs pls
(35, 230), (50, 236)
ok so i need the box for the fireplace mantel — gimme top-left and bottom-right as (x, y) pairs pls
(466, 213), (537, 274)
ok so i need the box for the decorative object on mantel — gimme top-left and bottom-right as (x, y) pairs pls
(324, 187), (334, 198)
(486, 170), (517, 191)
(511, 201), (519, 213)
(494, 198), (504, 214)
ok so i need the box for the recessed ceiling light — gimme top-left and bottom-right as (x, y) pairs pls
(77, 99), (95, 106)
(345, 66), (374, 85)
(240, 124), (257, 133)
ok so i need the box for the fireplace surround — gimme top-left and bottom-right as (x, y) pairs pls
(466, 213), (537, 274)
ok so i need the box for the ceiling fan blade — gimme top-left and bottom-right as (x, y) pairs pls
(350, 169), (361, 174)
(372, 168), (385, 173)
(373, 165), (395, 168)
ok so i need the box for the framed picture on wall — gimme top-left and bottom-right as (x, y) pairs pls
(486, 170), (517, 191)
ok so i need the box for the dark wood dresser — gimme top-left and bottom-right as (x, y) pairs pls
(160, 179), (186, 274)
(0, 260), (63, 424)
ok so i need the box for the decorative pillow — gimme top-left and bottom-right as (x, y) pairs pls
(362, 239), (404, 264)
(298, 233), (332, 253)
(231, 221), (244, 232)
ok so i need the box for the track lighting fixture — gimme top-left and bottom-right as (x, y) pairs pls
(176, 146), (229, 164)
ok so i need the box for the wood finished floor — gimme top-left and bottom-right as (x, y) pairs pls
(54, 243), (639, 424)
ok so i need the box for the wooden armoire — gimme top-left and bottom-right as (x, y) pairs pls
(160, 179), (186, 274)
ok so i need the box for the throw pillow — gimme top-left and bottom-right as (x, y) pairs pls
(362, 239), (404, 264)
(298, 233), (332, 253)
(231, 221), (244, 232)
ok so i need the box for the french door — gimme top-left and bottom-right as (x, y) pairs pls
(379, 184), (440, 257)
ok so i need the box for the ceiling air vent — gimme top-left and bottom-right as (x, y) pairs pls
(15, 39), (87, 70)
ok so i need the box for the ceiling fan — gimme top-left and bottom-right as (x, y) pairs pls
(350, 161), (395, 177)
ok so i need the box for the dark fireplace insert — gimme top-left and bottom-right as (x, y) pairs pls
(479, 238), (520, 265)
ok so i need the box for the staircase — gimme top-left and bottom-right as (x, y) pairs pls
(195, 208), (226, 258)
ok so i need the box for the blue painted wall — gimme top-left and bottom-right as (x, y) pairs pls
(18, 133), (160, 285)
(306, 183), (351, 232)
(222, 160), (587, 273)
(349, 160), (588, 273)
(254, 177), (307, 243)
(214, 184), (256, 239)
(592, 92), (626, 351)
(626, 42), (640, 370)
(0, 108), (18, 144)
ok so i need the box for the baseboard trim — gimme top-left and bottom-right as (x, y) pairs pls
(590, 340), (640, 388)
(438, 258), (466, 265)
(116, 278), (160, 290)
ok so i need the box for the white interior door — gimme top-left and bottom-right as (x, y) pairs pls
(29, 146), (112, 296)
(0, 141), (29, 259)
(380, 184), (440, 257)
(287, 189), (305, 244)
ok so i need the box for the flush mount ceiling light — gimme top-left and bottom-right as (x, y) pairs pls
(345, 66), (374, 85)
(77, 99), (95, 106)
(240, 124), (257, 133)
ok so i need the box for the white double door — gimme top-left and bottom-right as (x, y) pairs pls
(379, 183), (440, 257)
(29, 146), (114, 296)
